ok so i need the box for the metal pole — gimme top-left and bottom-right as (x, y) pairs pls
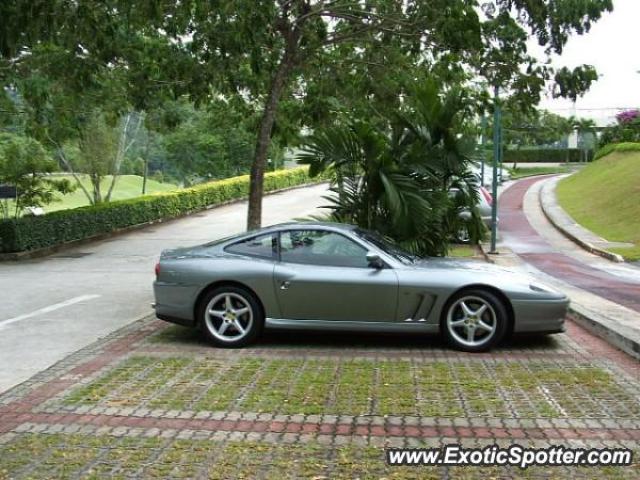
(499, 131), (504, 182)
(490, 85), (500, 254)
(480, 114), (487, 184)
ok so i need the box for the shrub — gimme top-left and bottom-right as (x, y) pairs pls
(594, 142), (640, 160)
(0, 167), (319, 253)
(483, 148), (593, 164)
(599, 110), (640, 146)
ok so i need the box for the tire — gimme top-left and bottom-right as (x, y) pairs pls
(455, 225), (471, 244)
(197, 285), (264, 348)
(441, 289), (508, 352)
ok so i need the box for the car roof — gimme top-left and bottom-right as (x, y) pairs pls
(254, 221), (358, 234)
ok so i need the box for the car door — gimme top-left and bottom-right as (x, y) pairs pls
(273, 229), (398, 322)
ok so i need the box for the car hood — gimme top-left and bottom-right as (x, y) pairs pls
(402, 257), (566, 299)
(407, 257), (533, 286)
(411, 257), (520, 274)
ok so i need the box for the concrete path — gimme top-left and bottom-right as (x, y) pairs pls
(498, 176), (640, 313)
(0, 183), (330, 393)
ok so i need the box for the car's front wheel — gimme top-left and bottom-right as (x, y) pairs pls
(198, 286), (263, 348)
(441, 289), (508, 352)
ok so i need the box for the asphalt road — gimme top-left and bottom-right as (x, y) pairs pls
(0, 183), (330, 392)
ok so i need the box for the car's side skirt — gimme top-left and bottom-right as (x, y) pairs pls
(265, 318), (439, 334)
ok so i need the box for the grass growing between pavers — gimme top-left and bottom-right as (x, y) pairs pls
(0, 433), (636, 480)
(61, 356), (640, 418)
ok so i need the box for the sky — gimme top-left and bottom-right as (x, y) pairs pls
(533, 0), (639, 125)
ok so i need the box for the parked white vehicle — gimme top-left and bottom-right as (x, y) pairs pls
(469, 164), (510, 187)
(453, 185), (495, 243)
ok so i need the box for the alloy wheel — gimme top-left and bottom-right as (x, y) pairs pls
(204, 292), (254, 343)
(446, 295), (497, 348)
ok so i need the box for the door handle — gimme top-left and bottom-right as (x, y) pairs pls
(280, 281), (291, 290)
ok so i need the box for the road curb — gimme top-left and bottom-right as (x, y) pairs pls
(480, 241), (640, 361)
(567, 304), (640, 361)
(539, 176), (625, 263)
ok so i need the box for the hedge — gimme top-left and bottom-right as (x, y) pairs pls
(593, 142), (640, 160)
(483, 148), (594, 164)
(0, 167), (320, 253)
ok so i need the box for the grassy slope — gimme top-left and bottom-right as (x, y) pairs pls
(556, 151), (640, 261)
(43, 175), (177, 212)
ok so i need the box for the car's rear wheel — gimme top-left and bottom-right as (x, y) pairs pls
(198, 286), (263, 348)
(455, 225), (471, 243)
(442, 289), (508, 352)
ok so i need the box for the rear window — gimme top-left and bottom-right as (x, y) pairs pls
(224, 233), (275, 259)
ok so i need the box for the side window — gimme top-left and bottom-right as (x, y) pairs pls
(280, 230), (368, 268)
(225, 233), (275, 259)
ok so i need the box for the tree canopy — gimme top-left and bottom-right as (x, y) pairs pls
(0, 0), (613, 228)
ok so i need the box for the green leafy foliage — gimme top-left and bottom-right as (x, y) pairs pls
(0, 167), (317, 253)
(0, 132), (74, 219)
(0, 0), (613, 229)
(67, 110), (120, 204)
(162, 101), (256, 184)
(298, 81), (483, 256)
(594, 142), (640, 160)
(599, 111), (640, 147)
(489, 148), (594, 164)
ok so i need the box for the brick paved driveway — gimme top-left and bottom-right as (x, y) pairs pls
(1, 317), (639, 479)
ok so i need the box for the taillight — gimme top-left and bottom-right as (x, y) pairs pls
(155, 262), (160, 278)
(480, 186), (493, 206)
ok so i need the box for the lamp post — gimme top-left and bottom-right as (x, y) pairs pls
(480, 114), (487, 183)
(489, 84), (501, 254)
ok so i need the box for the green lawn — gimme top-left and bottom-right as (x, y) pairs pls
(556, 151), (640, 261)
(508, 165), (570, 179)
(448, 244), (477, 257)
(5, 174), (178, 214)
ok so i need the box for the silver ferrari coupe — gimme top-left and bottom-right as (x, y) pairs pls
(153, 222), (568, 352)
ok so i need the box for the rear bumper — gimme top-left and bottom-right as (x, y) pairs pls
(156, 312), (196, 327)
(153, 280), (197, 327)
(511, 297), (569, 334)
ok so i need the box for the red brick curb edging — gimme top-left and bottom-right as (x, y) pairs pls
(7, 412), (640, 442)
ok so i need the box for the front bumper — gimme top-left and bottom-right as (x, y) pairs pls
(511, 297), (569, 334)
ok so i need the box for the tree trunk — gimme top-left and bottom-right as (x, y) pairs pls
(246, 47), (295, 230)
(46, 133), (93, 204)
(106, 113), (141, 202)
(142, 153), (149, 194)
(92, 174), (102, 204)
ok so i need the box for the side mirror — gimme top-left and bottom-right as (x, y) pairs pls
(366, 253), (385, 269)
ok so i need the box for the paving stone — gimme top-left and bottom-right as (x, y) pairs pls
(141, 427), (160, 437)
(1, 313), (640, 479)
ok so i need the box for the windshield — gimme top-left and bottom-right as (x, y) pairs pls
(354, 228), (417, 265)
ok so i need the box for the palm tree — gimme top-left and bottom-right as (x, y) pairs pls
(570, 117), (597, 161)
(297, 80), (483, 256)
